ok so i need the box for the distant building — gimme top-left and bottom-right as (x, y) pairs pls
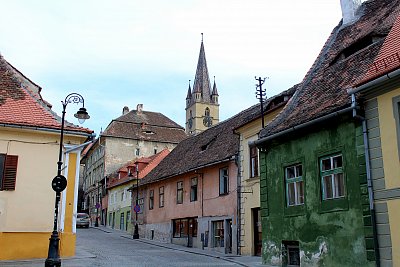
(185, 36), (219, 135)
(82, 104), (187, 226)
(0, 55), (93, 260)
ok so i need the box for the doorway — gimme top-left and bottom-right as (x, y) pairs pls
(253, 208), (262, 256)
(226, 219), (232, 254)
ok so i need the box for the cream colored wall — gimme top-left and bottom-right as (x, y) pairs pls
(387, 199), (400, 267)
(0, 128), (60, 232)
(377, 87), (400, 266)
(236, 108), (283, 255)
(377, 88), (400, 189)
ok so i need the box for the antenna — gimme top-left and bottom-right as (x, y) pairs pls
(255, 76), (268, 128)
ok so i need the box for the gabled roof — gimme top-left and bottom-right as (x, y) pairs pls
(107, 149), (170, 189)
(0, 55), (93, 135)
(259, 0), (400, 140)
(102, 109), (187, 143)
(355, 13), (400, 86)
(141, 87), (296, 185)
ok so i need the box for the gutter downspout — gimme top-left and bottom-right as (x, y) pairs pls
(350, 93), (380, 267)
(235, 153), (241, 255)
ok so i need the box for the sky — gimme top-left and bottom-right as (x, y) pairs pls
(0, 1), (346, 136)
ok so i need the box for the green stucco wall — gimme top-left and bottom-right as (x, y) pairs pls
(259, 118), (375, 266)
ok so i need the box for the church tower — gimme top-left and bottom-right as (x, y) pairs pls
(185, 35), (219, 135)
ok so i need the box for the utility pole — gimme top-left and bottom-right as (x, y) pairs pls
(255, 77), (267, 128)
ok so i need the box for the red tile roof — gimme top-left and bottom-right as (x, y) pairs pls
(107, 149), (170, 189)
(0, 55), (93, 135)
(355, 13), (400, 85)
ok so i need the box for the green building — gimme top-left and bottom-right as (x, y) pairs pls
(253, 0), (400, 266)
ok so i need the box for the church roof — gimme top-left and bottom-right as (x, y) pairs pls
(102, 108), (187, 144)
(259, 0), (400, 140)
(192, 38), (212, 102)
(0, 55), (93, 135)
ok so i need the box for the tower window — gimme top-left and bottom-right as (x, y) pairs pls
(205, 108), (210, 117)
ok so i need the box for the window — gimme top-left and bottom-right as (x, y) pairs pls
(159, 186), (164, 208)
(173, 218), (188, 238)
(138, 198), (144, 214)
(205, 107), (210, 116)
(213, 220), (224, 248)
(149, 189), (154, 210)
(320, 154), (345, 200)
(285, 164), (304, 206)
(154, 148), (157, 154)
(190, 177), (198, 202)
(121, 191), (124, 201)
(219, 168), (229, 195)
(177, 181), (183, 204)
(282, 241), (300, 266)
(135, 148), (140, 156)
(0, 154), (18, 191)
(250, 146), (259, 178)
(173, 217), (198, 238)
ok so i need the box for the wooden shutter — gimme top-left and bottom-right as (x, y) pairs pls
(2, 155), (18, 190)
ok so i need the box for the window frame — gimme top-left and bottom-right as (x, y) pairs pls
(159, 186), (164, 208)
(190, 177), (198, 202)
(177, 181), (183, 204)
(219, 167), (229, 196)
(285, 164), (304, 206)
(149, 189), (154, 210)
(249, 146), (259, 178)
(320, 154), (345, 200)
(213, 220), (224, 248)
(0, 154), (18, 191)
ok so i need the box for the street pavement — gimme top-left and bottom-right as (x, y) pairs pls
(0, 226), (270, 267)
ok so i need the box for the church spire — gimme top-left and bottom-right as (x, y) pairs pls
(192, 33), (211, 102)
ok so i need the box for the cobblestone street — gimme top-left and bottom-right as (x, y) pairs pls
(1, 227), (266, 267)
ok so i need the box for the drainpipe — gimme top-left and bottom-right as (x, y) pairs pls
(235, 153), (241, 255)
(350, 93), (380, 267)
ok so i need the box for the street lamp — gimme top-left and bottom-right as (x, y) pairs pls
(45, 93), (90, 267)
(131, 163), (139, 239)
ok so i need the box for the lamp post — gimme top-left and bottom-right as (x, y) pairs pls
(45, 93), (90, 267)
(132, 163), (139, 239)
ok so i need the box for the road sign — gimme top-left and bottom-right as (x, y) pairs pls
(134, 205), (140, 213)
(51, 175), (67, 193)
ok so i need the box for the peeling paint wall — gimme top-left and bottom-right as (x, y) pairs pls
(260, 118), (376, 267)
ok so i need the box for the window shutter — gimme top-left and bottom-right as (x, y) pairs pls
(3, 155), (18, 190)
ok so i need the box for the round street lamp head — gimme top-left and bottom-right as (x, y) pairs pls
(74, 107), (90, 124)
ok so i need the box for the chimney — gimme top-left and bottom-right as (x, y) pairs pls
(137, 104), (143, 114)
(122, 106), (129, 115)
(340, 0), (361, 25)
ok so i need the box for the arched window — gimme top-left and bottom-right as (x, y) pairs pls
(205, 108), (210, 117)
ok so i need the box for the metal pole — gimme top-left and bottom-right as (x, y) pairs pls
(133, 164), (139, 239)
(45, 103), (66, 267)
(255, 77), (267, 128)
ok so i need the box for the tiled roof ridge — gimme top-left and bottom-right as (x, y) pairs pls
(113, 118), (184, 130)
(114, 109), (184, 129)
(138, 149), (170, 178)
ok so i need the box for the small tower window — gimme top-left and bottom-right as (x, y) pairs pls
(135, 148), (140, 156)
(205, 108), (210, 117)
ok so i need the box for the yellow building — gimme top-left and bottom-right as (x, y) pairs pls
(0, 55), (93, 260)
(235, 88), (295, 256)
(348, 14), (400, 267)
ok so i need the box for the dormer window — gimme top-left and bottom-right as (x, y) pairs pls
(142, 130), (154, 135)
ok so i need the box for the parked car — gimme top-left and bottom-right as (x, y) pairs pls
(76, 213), (90, 228)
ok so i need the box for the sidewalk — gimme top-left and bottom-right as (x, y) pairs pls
(95, 225), (267, 267)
